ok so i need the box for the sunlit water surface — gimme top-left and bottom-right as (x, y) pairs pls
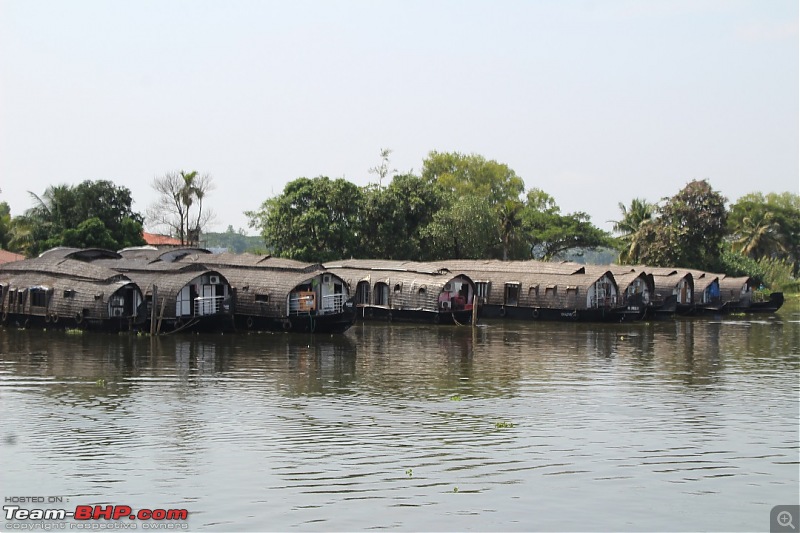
(1, 307), (798, 532)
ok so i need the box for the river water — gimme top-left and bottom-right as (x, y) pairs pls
(1, 305), (798, 532)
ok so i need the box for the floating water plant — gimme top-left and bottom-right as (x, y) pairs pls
(495, 421), (515, 429)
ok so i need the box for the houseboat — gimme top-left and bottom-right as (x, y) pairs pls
(0, 248), (143, 331)
(437, 260), (624, 322)
(644, 268), (694, 316)
(685, 270), (725, 315)
(718, 275), (784, 313)
(192, 252), (357, 334)
(94, 248), (235, 333)
(324, 260), (476, 325)
(583, 265), (656, 320)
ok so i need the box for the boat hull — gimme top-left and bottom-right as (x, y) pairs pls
(355, 305), (473, 325)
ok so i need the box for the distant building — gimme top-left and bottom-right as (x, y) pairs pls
(0, 249), (25, 265)
(142, 232), (183, 248)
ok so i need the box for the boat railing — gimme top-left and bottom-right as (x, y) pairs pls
(289, 292), (316, 314)
(194, 296), (225, 316)
(320, 293), (345, 314)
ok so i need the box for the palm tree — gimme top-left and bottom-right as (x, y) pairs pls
(731, 211), (785, 258)
(612, 198), (654, 264)
(497, 199), (524, 260)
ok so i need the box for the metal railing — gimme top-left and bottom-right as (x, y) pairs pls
(194, 296), (225, 316)
(321, 293), (345, 314)
(289, 293), (346, 315)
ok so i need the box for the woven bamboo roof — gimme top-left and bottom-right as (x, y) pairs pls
(328, 266), (463, 292)
(437, 259), (585, 275)
(325, 259), (449, 275)
(202, 252), (321, 272)
(719, 275), (753, 291)
(0, 255), (130, 283)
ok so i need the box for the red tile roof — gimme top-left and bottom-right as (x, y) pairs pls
(142, 232), (183, 246)
(0, 249), (25, 264)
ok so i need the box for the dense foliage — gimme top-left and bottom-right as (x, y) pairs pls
(7, 180), (145, 256)
(246, 153), (613, 263)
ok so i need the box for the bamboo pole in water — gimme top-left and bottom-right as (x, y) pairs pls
(150, 285), (158, 336)
(156, 296), (167, 335)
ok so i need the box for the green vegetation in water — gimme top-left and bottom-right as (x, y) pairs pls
(450, 395), (462, 402)
(495, 421), (515, 429)
(453, 487), (459, 493)
(405, 469), (413, 478)
(65, 328), (84, 335)
(95, 379), (106, 387)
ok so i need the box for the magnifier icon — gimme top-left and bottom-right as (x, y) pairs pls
(778, 511), (796, 530)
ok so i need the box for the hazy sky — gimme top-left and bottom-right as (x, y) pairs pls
(1, 0), (798, 236)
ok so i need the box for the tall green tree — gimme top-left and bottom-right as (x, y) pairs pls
(14, 180), (145, 256)
(246, 177), (364, 262)
(638, 179), (727, 270)
(360, 174), (447, 260)
(422, 151), (524, 207)
(420, 194), (498, 259)
(612, 198), (655, 264)
(728, 192), (799, 270)
(521, 189), (612, 260)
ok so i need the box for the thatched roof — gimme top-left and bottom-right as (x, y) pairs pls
(324, 259), (449, 275)
(437, 259), (585, 276)
(203, 252), (321, 272)
(0, 255), (129, 283)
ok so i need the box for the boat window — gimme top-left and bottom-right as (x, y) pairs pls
(356, 281), (371, 304)
(30, 288), (48, 308)
(504, 283), (520, 306)
(475, 282), (490, 301)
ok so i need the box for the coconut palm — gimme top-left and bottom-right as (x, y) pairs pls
(731, 211), (785, 258)
(612, 198), (654, 264)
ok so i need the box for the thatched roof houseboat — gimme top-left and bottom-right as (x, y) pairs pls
(0, 248), (143, 331)
(640, 267), (694, 315)
(582, 265), (656, 320)
(323, 259), (475, 324)
(684, 270), (724, 314)
(188, 251), (356, 334)
(431, 260), (624, 322)
(93, 247), (235, 333)
(717, 275), (784, 313)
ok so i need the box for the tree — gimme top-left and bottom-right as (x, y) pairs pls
(728, 192), (799, 271)
(61, 217), (118, 250)
(148, 170), (215, 246)
(13, 180), (145, 256)
(246, 177), (364, 262)
(638, 179), (727, 270)
(368, 148), (397, 189)
(359, 174), (447, 260)
(420, 194), (498, 259)
(422, 151), (524, 207)
(0, 201), (10, 250)
(612, 198), (655, 264)
(521, 189), (612, 260)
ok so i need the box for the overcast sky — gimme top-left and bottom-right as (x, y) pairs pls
(1, 0), (797, 236)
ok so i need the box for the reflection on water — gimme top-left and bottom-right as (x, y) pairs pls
(1, 310), (798, 532)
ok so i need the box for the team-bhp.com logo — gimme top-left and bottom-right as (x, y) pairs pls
(4, 502), (189, 529)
